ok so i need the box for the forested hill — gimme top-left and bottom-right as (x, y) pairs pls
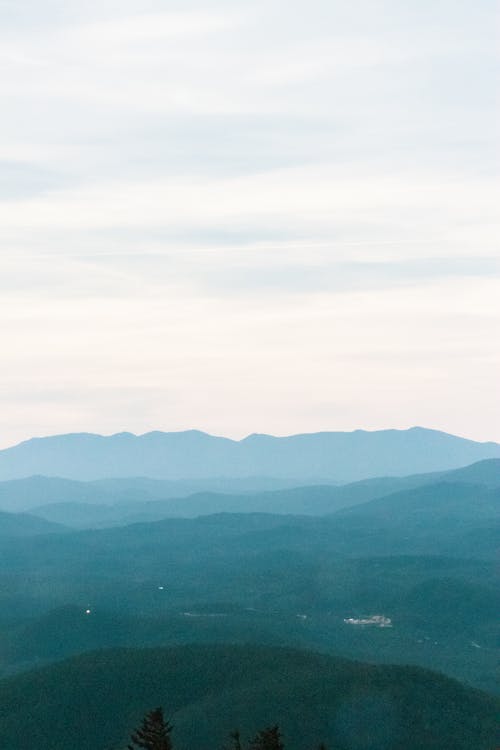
(0, 644), (497, 750)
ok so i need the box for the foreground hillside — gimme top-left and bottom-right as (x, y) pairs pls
(0, 644), (497, 750)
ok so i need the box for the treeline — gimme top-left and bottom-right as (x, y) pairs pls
(127, 708), (319, 750)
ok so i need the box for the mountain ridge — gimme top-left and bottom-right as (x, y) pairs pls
(23, 459), (500, 528)
(0, 427), (499, 482)
(0, 510), (66, 537)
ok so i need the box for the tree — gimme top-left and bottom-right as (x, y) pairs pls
(128, 707), (173, 750)
(227, 730), (243, 750)
(249, 725), (284, 750)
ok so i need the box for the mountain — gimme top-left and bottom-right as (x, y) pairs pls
(0, 427), (498, 482)
(1, 481), (498, 690)
(335, 481), (500, 523)
(27, 486), (368, 528)
(2, 485), (498, 604)
(0, 509), (65, 537)
(0, 474), (301, 513)
(327, 482), (500, 560)
(2, 483), (497, 606)
(437, 458), (500, 487)
(0, 644), (497, 750)
(25, 458), (500, 529)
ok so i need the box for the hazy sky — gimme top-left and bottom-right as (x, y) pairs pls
(1, 0), (499, 447)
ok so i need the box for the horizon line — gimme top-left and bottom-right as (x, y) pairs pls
(2, 424), (499, 452)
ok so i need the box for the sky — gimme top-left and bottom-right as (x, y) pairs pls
(0, 0), (499, 447)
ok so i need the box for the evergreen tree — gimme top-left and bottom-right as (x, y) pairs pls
(228, 730), (243, 750)
(249, 725), (284, 750)
(128, 707), (173, 750)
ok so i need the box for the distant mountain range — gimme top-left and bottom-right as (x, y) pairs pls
(21, 458), (500, 528)
(0, 475), (301, 513)
(0, 427), (499, 482)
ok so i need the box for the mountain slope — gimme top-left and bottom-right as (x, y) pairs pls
(26, 459), (500, 529)
(0, 474), (300, 513)
(0, 510), (65, 537)
(437, 458), (500, 487)
(335, 481), (500, 522)
(0, 644), (497, 750)
(0, 427), (498, 481)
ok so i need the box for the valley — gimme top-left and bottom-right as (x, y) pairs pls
(0, 435), (498, 748)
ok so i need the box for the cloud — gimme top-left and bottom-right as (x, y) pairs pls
(0, 0), (498, 445)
